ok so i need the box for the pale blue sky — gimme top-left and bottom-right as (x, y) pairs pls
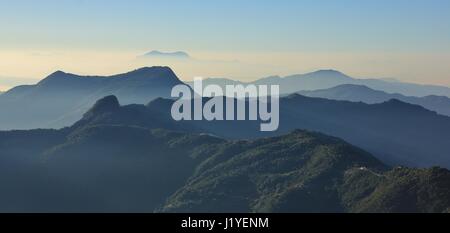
(0, 0), (450, 89)
(1, 0), (449, 52)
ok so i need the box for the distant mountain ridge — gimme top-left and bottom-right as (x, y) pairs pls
(195, 70), (450, 97)
(299, 84), (450, 116)
(143, 50), (190, 59)
(0, 67), (183, 130)
(3, 67), (450, 130)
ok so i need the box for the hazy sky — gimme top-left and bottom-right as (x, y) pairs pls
(1, 0), (450, 90)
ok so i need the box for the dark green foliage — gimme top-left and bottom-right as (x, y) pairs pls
(354, 167), (450, 213)
(162, 130), (450, 213)
(162, 130), (390, 213)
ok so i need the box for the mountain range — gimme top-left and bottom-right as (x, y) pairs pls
(67, 94), (450, 169)
(194, 70), (450, 97)
(2, 67), (450, 168)
(0, 99), (448, 212)
(0, 67), (182, 130)
(142, 50), (190, 59)
(3, 67), (450, 130)
(1, 67), (450, 212)
(299, 84), (450, 116)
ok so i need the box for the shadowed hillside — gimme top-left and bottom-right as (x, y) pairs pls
(68, 95), (450, 168)
(0, 118), (448, 212)
(162, 131), (450, 213)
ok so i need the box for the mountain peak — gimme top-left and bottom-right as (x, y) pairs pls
(125, 66), (174, 76)
(50, 70), (67, 76)
(131, 66), (173, 73)
(45, 70), (71, 79)
(85, 95), (120, 116)
(122, 66), (183, 85)
(144, 50), (190, 59)
(37, 70), (79, 86)
(311, 69), (348, 77)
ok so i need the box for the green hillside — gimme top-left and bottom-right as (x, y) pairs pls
(162, 130), (450, 213)
(0, 98), (449, 212)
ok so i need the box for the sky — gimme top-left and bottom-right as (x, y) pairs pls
(0, 0), (450, 90)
